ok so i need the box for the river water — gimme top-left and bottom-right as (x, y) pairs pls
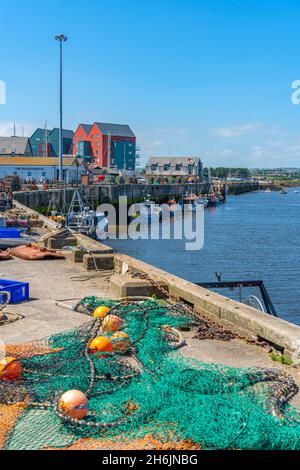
(105, 189), (300, 325)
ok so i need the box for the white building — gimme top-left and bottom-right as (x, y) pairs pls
(145, 157), (203, 178)
(0, 157), (88, 183)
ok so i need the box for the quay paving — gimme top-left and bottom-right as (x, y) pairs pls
(1, 253), (299, 404)
(1, 250), (300, 448)
(0, 254), (111, 344)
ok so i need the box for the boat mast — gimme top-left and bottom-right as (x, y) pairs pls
(208, 168), (214, 193)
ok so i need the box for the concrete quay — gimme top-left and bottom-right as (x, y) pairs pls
(1, 201), (300, 405)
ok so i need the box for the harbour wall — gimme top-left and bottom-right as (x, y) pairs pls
(13, 182), (211, 210)
(13, 181), (261, 210)
(14, 198), (300, 361)
(226, 182), (260, 195)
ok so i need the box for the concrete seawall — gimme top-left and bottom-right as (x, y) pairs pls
(13, 198), (300, 362)
(227, 182), (260, 195)
(13, 182), (211, 209)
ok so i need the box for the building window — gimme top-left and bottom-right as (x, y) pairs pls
(42, 172), (46, 177)
(151, 164), (157, 172)
(164, 164), (170, 171)
(176, 164), (182, 171)
(188, 164), (193, 175)
(28, 172), (32, 176)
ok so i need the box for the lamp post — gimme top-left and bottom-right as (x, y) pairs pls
(55, 33), (68, 181)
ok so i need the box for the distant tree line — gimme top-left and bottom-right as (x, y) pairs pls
(202, 167), (250, 179)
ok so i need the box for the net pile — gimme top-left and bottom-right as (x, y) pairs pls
(1, 298), (300, 450)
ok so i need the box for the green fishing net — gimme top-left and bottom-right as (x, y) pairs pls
(1, 298), (300, 450)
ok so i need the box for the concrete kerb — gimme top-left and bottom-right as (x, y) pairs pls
(72, 232), (113, 255)
(114, 253), (300, 360)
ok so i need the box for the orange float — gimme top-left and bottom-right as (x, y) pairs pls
(111, 332), (131, 354)
(93, 306), (110, 319)
(102, 314), (122, 333)
(58, 390), (88, 420)
(88, 336), (113, 357)
(0, 356), (22, 381)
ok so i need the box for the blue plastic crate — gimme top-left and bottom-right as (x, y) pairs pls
(0, 279), (29, 304)
(0, 228), (21, 239)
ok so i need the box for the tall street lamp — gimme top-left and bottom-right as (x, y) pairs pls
(55, 33), (68, 181)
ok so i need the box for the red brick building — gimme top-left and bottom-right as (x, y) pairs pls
(73, 122), (136, 171)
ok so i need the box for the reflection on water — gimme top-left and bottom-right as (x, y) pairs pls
(105, 189), (300, 325)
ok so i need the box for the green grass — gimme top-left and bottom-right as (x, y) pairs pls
(35, 206), (49, 216)
(269, 351), (293, 366)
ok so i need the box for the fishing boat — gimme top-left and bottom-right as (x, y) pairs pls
(216, 192), (225, 204)
(181, 194), (199, 212)
(161, 198), (181, 217)
(207, 193), (219, 207)
(66, 190), (108, 238)
(196, 196), (209, 208)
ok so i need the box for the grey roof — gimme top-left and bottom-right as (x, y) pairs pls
(30, 128), (51, 139)
(94, 122), (135, 138)
(146, 157), (200, 166)
(0, 137), (32, 155)
(79, 124), (93, 135)
(50, 128), (74, 139)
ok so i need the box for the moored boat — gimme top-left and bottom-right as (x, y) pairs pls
(161, 198), (181, 217)
(196, 196), (209, 208)
(181, 194), (199, 212)
(207, 193), (219, 207)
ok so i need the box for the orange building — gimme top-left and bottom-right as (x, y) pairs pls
(73, 122), (136, 171)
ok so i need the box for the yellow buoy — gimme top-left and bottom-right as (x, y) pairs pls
(88, 336), (113, 357)
(93, 306), (110, 319)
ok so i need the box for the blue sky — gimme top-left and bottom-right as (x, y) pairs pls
(1, 0), (300, 167)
